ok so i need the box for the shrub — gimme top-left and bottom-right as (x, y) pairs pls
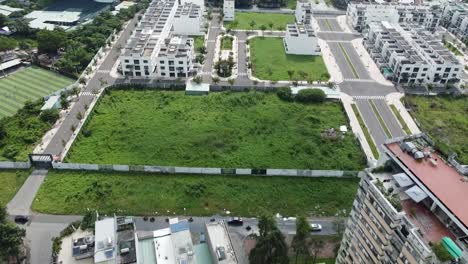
(276, 87), (293, 101)
(40, 109), (60, 124)
(296, 89), (326, 103)
(431, 242), (453, 262)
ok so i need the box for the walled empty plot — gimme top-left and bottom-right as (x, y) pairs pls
(66, 90), (366, 170)
(224, 12), (295, 30)
(0, 67), (74, 118)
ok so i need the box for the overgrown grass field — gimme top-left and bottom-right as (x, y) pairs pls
(250, 37), (329, 81)
(224, 12), (295, 31)
(0, 170), (29, 206)
(32, 170), (359, 216)
(403, 96), (467, 163)
(0, 66), (74, 118)
(66, 90), (365, 170)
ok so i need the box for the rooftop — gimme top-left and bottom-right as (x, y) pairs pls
(205, 222), (238, 264)
(385, 142), (468, 230)
(94, 218), (117, 263)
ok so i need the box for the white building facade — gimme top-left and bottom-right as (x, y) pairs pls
(364, 21), (461, 85)
(347, 3), (441, 32)
(283, 23), (320, 55)
(295, 0), (312, 24)
(441, 3), (468, 43)
(223, 0), (235, 21)
(120, 0), (199, 79)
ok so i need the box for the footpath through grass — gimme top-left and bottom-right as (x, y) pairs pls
(0, 66), (74, 118)
(0, 170), (29, 206)
(250, 37), (329, 81)
(224, 12), (295, 31)
(32, 170), (359, 216)
(403, 96), (468, 163)
(67, 90), (366, 170)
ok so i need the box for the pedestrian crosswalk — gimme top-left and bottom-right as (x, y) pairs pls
(81, 92), (97, 97)
(238, 72), (248, 76)
(353, 96), (385, 100)
(343, 78), (374, 82)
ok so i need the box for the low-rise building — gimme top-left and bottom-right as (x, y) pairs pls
(283, 23), (320, 55)
(337, 135), (468, 264)
(223, 0), (235, 21)
(173, 2), (204, 36)
(295, 0), (312, 25)
(347, 2), (441, 32)
(364, 21), (461, 84)
(441, 3), (468, 43)
(205, 221), (238, 264)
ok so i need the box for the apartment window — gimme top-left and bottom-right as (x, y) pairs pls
(454, 68), (459, 71)
(169, 61), (174, 65)
(169, 66), (175, 71)
(443, 73), (449, 78)
(160, 60), (165, 64)
(405, 67), (410, 71)
(161, 72), (166, 76)
(124, 59), (129, 63)
(170, 72), (175, 77)
(436, 67), (441, 71)
(134, 60), (140, 64)
(144, 66), (149, 71)
(143, 60), (148, 63)
(178, 61), (184, 64)
(145, 71), (149, 75)
(135, 71), (141, 76)
(452, 73), (457, 77)
(160, 66), (165, 70)
(445, 68), (451, 72)
(421, 73), (426, 77)
(413, 67), (419, 72)
(135, 66), (140, 70)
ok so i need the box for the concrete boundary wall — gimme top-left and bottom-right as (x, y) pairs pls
(51, 162), (355, 177)
(0, 161), (31, 169)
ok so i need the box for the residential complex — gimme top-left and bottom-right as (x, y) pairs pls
(347, 3), (441, 32)
(282, 0), (320, 55)
(120, 0), (203, 79)
(337, 135), (468, 263)
(441, 3), (468, 43)
(223, 0), (235, 21)
(364, 21), (461, 84)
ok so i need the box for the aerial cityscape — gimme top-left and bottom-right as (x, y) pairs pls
(0, 0), (466, 263)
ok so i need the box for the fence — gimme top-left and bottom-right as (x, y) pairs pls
(52, 162), (357, 177)
(0, 161), (31, 169)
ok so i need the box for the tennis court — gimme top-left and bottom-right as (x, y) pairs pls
(0, 66), (75, 119)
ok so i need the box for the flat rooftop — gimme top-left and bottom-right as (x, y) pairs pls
(386, 142), (468, 228)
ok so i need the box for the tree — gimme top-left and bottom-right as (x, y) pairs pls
(0, 206), (26, 261)
(212, 76), (220, 84)
(249, 20), (256, 32)
(276, 87), (293, 101)
(0, 121), (6, 141)
(36, 29), (67, 53)
(0, 36), (17, 51)
(228, 78), (235, 86)
(296, 89), (326, 103)
(268, 22), (274, 32)
(287, 70), (295, 80)
(291, 216), (311, 264)
(249, 215), (289, 264)
(309, 238), (325, 264)
(192, 75), (203, 84)
(298, 70), (308, 80)
(260, 24), (267, 34)
(0, 14), (8, 27)
(40, 109), (59, 124)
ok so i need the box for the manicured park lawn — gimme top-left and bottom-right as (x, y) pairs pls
(32, 170), (359, 216)
(0, 66), (74, 119)
(224, 12), (295, 31)
(250, 37), (329, 81)
(403, 96), (468, 163)
(221, 35), (233, 50)
(0, 170), (29, 206)
(66, 90), (366, 170)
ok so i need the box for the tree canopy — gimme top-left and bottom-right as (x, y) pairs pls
(249, 215), (289, 264)
(0, 206), (26, 261)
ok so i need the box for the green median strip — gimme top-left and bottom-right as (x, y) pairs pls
(338, 43), (359, 79)
(390, 104), (411, 135)
(352, 104), (379, 159)
(369, 100), (392, 138)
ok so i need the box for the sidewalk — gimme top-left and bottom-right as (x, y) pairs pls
(341, 92), (377, 166)
(385, 92), (421, 135)
(7, 170), (48, 216)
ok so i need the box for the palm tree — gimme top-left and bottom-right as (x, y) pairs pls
(228, 78), (235, 87)
(212, 76), (220, 84)
(287, 69), (295, 81)
(268, 22), (274, 32)
(292, 216), (311, 264)
(249, 20), (256, 33)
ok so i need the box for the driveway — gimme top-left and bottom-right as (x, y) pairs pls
(7, 170), (48, 216)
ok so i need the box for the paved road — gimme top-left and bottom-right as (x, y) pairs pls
(316, 18), (342, 32)
(339, 42), (371, 79)
(355, 99), (389, 152)
(339, 81), (396, 96)
(317, 32), (360, 41)
(328, 42), (359, 79)
(7, 170), (48, 216)
(372, 99), (406, 138)
(202, 15), (221, 82)
(43, 15), (140, 156)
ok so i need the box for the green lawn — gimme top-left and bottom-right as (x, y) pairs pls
(0, 170), (29, 206)
(403, 96), (468, 163)
(192, 35), (205, 52)
(250, 37), (329, 81)
(67, 90), (366, 170)
(224, 12), (295, 31)
(0, 66), (74, 119)
(32, 170), (359, 216)
(221, 35), (233, 50)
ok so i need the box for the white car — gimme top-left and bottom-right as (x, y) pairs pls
(310, 223), (322, 231)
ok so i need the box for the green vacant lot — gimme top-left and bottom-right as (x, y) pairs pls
(32, 170), (359, 216)
(67, 90), (365, 170)
(224, 12), (295, 31)
(403, 96), (468, 163)
(0, 66), (74, 119)
(250, 37), (329, 81)
(0, 170), (29, 206)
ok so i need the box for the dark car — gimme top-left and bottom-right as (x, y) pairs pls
(227, 217), (243, 226)
(14, 215), (29, 224)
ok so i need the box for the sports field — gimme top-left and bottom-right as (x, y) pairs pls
(0, 66), (74, 119)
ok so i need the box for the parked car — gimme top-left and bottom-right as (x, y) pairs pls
(227, 217), (243, 226)
(310, 223), (322, 231)
(14, 215), (29, 224)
